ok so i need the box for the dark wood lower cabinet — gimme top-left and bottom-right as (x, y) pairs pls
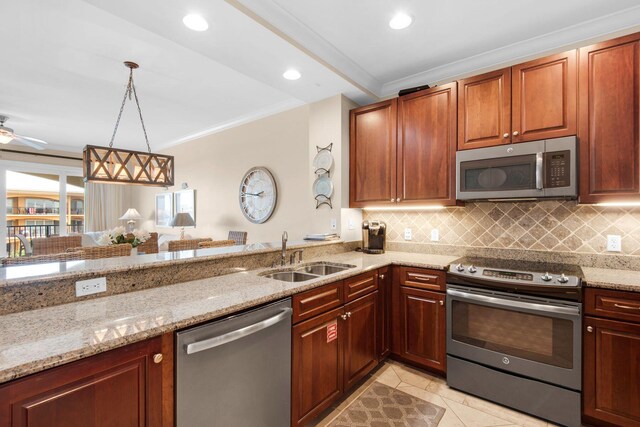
(398, 286), (446, 374)
(377, 267), (391, 360)
(344, 291), (378, 390)
(0, 334), (173, 427)
(583, 316), (640, 426)
(292, 306), (344, 427)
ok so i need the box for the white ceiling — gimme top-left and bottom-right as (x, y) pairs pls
(1, 0), (640, 153)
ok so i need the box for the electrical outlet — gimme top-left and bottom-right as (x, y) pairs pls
(404, 228), (412, 240)
(607, 235), (622, 252)
(75, 277), (107, 297)
(330, 218), (337, 230)
(431, 229), (440, 242)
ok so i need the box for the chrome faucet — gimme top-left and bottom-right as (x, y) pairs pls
(280, 231), (288, 266)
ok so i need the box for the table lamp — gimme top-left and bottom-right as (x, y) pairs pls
(120, 208), (143, 233)
(170, 212), (195, 240)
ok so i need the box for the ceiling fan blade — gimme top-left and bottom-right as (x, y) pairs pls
(13, 136), (46, 150)
(15, 134), (48, 145)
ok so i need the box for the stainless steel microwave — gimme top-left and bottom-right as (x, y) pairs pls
(456, 136), (577, 201)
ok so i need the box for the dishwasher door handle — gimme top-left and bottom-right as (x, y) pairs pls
(185, 307), (293, 355)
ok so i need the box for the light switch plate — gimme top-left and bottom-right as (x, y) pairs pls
(76, 277), (107, 297)
(431, 229), (440, 242)
(606, 235), (622, 252)
(348, 219), (356, 230)
(404, 228), (412, 240)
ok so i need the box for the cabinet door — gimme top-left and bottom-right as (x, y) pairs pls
(292, 307), (344, 427)
(397, 83), (457, 205)
(579, 33), (640, 204)
(344, 292), (378, 390)
(377, 267), (391, 360)
(0, 335), (171, 427)
(512, 50), (577, 143)
(349, 99), (397, 207)
(399, 286), (446, 373)
(458, 68), (511, 150)
(584, 316), (640, 426)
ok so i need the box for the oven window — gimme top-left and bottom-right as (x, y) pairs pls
(451, 300), (573, 369)
(460, 154), (536, 192)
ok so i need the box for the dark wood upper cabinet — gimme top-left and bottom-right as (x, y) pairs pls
(458, 68), (511, 150)
(578, 33), (640, 204)
(397, 83), (457, 205)
(583, 316), (640, 426)
(512, 50), (577, 143)
(0, 335), (172, 427)
(349, 99), (397, 207)
(343, 292), (378, 390)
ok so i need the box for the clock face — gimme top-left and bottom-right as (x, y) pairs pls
(239, 167), (277, 224)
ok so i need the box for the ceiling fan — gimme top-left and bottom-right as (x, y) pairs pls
(0, 115), (48, 151)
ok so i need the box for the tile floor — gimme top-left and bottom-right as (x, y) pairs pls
(313, 361), (560, 427)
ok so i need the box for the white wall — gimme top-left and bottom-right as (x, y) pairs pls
(132, 95), (362, 243)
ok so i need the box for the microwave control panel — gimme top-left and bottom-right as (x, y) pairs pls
(544, 150), (570, 188)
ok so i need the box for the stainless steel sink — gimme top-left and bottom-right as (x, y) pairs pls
(261, 271), (317, 282)
(295, 262), (356, 276)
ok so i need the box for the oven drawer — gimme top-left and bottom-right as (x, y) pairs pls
(399, 267), (445, 291)
(585, 288), (640, 323)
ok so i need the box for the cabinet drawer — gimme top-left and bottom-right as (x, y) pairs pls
(344, 271), (378, 302)
(399, 267), (445, 291)
(293, 282), (343, 324)
(585, 288), (640, 323)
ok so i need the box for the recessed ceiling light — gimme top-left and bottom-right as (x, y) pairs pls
(389, 12), (413, 30)
(183, 14), (209, 31)
(283, 69), (301, 80)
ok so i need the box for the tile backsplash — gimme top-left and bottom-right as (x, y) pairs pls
(364, 201), (640, 255)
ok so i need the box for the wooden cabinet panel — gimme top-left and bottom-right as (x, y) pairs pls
(0, 335), (172, 427)
(344, 271), (378, 303)
(399, 287), (446, 373)
(583, 316), (640, 426)
(458, 68), (511, 150)
(349, 99), (397, 207)
(292, 307), (344, 427)
(397, 83), (457, 205)
(344, 292), (379, 390)
(292, 281), (343, 324)
(377, 267), (391, 360)
(579, 33), (640, 203)
(512, 50), (577, 143)
(399, 267), (446, 292)
(585, 287), (640, 324)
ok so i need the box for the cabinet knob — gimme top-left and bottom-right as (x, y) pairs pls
(340, 314), (347, 320)
(380, 274), (385, 280)
(346, 312), (352, 318)
(503, 133), (509, 138)
(153, 353), (163, 364)
(396, 198), (401, 202)
(390, 198), (394, 202)
(587, 326), (593, 333)
(439, 300), (444, 306)
(513, 131), (519, 136)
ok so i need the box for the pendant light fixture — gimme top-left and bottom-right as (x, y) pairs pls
(83, 61), (174, 186)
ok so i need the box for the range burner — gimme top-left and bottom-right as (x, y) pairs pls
(447, 257), (582, 301)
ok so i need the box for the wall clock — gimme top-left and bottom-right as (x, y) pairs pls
(239, 167), (277, 224)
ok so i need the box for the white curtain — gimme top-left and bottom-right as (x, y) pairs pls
(85, 182), (128, 232)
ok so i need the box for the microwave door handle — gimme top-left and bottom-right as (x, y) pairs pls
(535, 152), (544, 190)
(447, 288), (580, 316)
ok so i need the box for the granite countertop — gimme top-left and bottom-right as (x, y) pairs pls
(0, 251), (457, 384)
(582, 267), (640, 292)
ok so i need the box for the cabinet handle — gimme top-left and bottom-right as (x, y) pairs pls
(340, 314), (347, 320)
(153, 353), (163, 364)
(586, 326), (593, 333)
(513, 131), (519, 136)
(380, 274), (385, 280)
(614, 303), (640, 310)
(503, 133), (509, 138)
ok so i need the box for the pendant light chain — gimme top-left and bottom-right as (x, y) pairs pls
(108, 66), (152, 154)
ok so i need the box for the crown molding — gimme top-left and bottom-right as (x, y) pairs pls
(380, 5), (640, 96)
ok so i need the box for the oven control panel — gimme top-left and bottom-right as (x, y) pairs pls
(483, 269), (533, 281)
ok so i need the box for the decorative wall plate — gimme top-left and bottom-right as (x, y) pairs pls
(239, 167), (277, 224)
(313, 150), (333, 172)
(313, 175), (334, 198)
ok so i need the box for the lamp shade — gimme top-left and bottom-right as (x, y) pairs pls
(170, 212), (195, 227)
(120, 208), (143, 221)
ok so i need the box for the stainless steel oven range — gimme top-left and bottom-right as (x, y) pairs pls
(446, 258), (582, 427)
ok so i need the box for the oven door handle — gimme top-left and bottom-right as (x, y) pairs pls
(535, 152), (544, 190)
(447, 289), (580, 316)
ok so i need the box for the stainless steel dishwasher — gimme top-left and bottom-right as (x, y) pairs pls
(176, 298), (292, 427)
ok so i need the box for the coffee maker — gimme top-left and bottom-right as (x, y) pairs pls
(362, 220), (386, 254)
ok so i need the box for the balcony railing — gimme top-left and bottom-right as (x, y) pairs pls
(6, 207), (84, 215)
(5, 224), (85, 258)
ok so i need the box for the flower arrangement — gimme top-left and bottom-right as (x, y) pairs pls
(97, 226), (150, 248)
